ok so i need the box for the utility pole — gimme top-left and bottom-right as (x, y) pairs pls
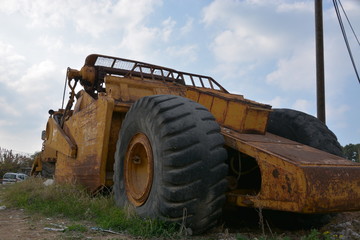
(315, 0), (326, 123)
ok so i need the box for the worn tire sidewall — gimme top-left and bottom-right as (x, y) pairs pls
(114, 104), (163, 218)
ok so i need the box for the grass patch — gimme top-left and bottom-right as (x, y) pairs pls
(66, 224), (88, 232)
(2, 178), (178, 238)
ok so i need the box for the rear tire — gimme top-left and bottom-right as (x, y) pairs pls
(113, 95), (228, 234)
(267, 108), (343, 157)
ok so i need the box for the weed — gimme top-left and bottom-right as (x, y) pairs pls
(301, 229), (322, 240)
(2, 178), (178, 238)
(236, 233), (249, 240)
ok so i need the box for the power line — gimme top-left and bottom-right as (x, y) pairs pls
(338, 0), (360, 47)
(332, 0), (360, 84)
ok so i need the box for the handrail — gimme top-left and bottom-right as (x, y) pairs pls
(84, 54), (228, 93)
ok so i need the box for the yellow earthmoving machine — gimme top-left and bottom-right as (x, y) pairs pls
(31, 54), (360, 234)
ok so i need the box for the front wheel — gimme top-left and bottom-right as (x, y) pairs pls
(113, 95), (228, 234)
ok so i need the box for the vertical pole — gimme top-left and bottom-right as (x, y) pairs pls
(315, 0), (326, 123)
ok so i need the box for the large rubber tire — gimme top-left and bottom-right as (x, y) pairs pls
(267, 108), (343, 157)
(113, 95), (228, 234)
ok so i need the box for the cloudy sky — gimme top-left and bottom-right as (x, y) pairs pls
(0, 0), (359, 154)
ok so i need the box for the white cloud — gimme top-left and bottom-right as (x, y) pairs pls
(201, 0), (316, 84)
(266, 43), (315, 91)
(117, 26), (159, 60)
(211, 29), (279, 64)
(0, 0), (20, 13)
(72, 0), (162, 37)
(180, 17), (194, 35)
(0, 128), (43, 154)
(69, 44), (101, 57)
(0, 97), (21, 117)
(327, 103), (351, 129)
(276, 1), (313, 13)
(166, 45), (198, 63)
(161, 17), (176, 42)
(203, 0), (284, 63)
(0, 0), (163, 37)
(9, 60), (57, 93)
(0, 42), (26, 83)
(39, 35), (64, 51)
(0, 0), (68, 28)
(0, 119), (14, 127)
(292, 99), (311, 112)
(267, 96), (286, 108)
(0, 42), (25, 61)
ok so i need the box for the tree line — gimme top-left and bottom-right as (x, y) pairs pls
(0, 147), (34, 178)
(343, 143), (360, 162)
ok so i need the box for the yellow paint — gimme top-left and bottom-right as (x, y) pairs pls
(44, 118), (77, 158)
(223, 128), (360, 213)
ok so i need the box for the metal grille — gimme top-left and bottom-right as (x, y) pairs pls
(89, 54), (228, 93)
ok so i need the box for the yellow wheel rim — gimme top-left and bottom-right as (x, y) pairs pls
(124, 133), (153, 206)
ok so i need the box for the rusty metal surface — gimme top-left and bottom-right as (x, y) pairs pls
(44, 118), (77, 158)
(229, 131), (354, 165)
(105, 75), (186, 102)
(54, 92), (114, 191)
(223, 128), (360, 213)
(186, 88), (271, 134)
(124, 133), (154, 206)
(303, 166), (360, 213)
(82, 54), (228, 93)
(105, 111), (124, 186)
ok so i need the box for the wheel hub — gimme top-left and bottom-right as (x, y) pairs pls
(124, 133), (153, 206)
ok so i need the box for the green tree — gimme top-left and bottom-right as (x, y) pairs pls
(0, 147), (33, 177)
(343, 143), (360, 162)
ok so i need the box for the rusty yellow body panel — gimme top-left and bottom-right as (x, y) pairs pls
(186, 88), (271, 134)
(54, 92), (115, 191)
(35, 54), (360, 216)
(105, 75), (186, 101)
(44, 118), (77, 158)
(223, 128), (360, 213)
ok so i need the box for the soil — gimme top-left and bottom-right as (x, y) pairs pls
(1, 185), (360, 240)
(0, 185), (134, 240)
(0, 207), (135, 240)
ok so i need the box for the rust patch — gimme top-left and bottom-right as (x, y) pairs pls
(272, 169), (280, 178)
(302, 166), (360, 213)
(285, 175), (292, 194)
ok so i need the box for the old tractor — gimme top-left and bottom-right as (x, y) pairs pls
(31, 54), (360, 233)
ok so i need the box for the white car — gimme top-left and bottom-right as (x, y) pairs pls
(2, 172), (29, 184)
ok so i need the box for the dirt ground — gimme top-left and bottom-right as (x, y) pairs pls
(1, 185), (360, 240)
(0, 185), (134, 240)
(0, 207), (131, 240)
